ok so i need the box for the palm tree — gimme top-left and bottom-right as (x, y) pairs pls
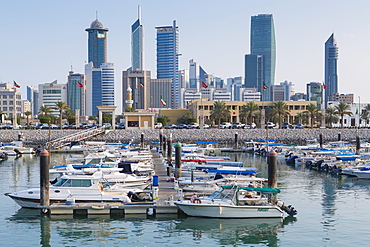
(270, 101), (290, 129)
(295, 112), (308, 125)
(24, 111), (32, 127)
(325, 107), (339, 127)
(361, 104), (370, 127)
(54, 101), (69, 129)
(39, 105), (53, 123)
(125, 107), (135, 112)
(334, 102), (352, 128)
(304, 103), (319, 128)
(210, 101), (230, 127)
(64, 109), (75, 125)
(240, 101), (259, 125)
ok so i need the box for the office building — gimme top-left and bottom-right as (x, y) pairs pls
(247, 14), (276, 100)
(122, 70), (151, 110)
(156, 21), (180, 108)
(332, 93), (354, 104)
(0, 83), (22, 120)
(67, 71), (85, 116)
(131, 7), (144, 70)
(306, 82), (323, 109)
(324, 33), (339, 108)
(85, 18), (109, 68)
(150, 79), (172, 109)
(189, 59), (207, 91)
(38, 80), (67, 116)
(270, 81), (295, 101)
(240, 88), (261, 101)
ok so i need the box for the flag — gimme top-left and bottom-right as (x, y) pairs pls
(263, 83), (268, 90)
(356, 108), (359, 114)
(231, 109), (236, 114)
(322, 82), (327, 89)
(13, 80), (20, 88)
(77, 82), (84, 88)
(139, 82), (144, 88)
(201, 81), (208, 89)
(160, 96), (167, 106)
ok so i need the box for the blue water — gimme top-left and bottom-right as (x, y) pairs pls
(1, 153), (370, 246)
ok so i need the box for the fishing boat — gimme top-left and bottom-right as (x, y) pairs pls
(175, 185), (297, 218)
(5, 172), (135, 209)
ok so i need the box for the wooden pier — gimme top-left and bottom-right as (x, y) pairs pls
(45, 150), (180, 216)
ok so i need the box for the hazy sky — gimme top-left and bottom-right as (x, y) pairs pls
(1, 0), (368, 113)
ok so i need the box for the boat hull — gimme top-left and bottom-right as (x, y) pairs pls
(175, 202), (284, 218)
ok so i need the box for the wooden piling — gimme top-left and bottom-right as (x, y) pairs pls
(267, 149), (277, 188)
(175, 142), (182, 179)
(40, 149), (50, 214)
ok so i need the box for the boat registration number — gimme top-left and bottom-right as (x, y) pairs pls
(257, 208), (269, 211)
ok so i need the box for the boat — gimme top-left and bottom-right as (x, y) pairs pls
(5, 171), (135, 208)
(175, 185), (297, 218)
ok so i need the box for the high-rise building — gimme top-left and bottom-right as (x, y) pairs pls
(67, 71), (85, 116)
(306, 82), (323, 109)
(131, 7), (143, 70)
(150, 79), (172, 109)
(86, 19), (109, 68)
(155, 20), (180, 108)
(248, 14), (276, 101)
(38, 81), (68, 116)
(122, 70), (151, 110)
(85, 62), (115, 116)
(270, 81), (295, 101)
(26, 86), (34, 115)
(189, 59), (207, 91)
(324, 33), (339, 108)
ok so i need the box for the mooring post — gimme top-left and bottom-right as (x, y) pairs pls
(40, 149), (50, 214)
(319, 133), (323, 149)
(356, 135), (361, 155)
(267, 149), (277, 188)
(140, 132), (144, 149)
(162, 135), (167, 158)
(338, 132), (341, 141)
(234, 132), (238, 149)
(175, 142), (182, 179)
(167, 133), (173, 161)
(159, 129), (163, 151)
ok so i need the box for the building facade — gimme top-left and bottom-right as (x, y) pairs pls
(332, 93), (354, 104)
(150, 79), (172, 109)
(67, 71), (85, 116)
(189, 59), (207, 91)
(0, 83), (22, 120)
(306, 82), (323, 109)
(85, 19), (109, 68)
(250, 14), (276, 101)
(156, 21), (180, 108)
(271, 81), (295, 101)
(324, 33), (339, 108)
(38, 81), (67, 116)
(122, 70), (151, 110)
(131, 9), (143, 70)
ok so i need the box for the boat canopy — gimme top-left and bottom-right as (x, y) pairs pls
(221, 185), (281, 194)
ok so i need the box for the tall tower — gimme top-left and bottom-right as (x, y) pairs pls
(250, 14), (276, 101)
(324, 33), (339, 108)
(85, 18), (109, 68)
(131, 6), (144, 70)
(126, 87), (133, 108)
(156, 20), (180, 108)
(67, 70), (85, 116)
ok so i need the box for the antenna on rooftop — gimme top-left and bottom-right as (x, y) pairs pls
(138, 5), (141, 20)
(96, 10), (98, 20)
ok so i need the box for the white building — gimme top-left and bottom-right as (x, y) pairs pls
(240, 88), (261, 101)
(38, 80), (67, 116)
(0, 83), (22, 121)
(328, 102), (369, 127)
(21, 100), (31, 116)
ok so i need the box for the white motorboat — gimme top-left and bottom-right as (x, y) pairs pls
(175, 185), (296, 218)
(5, 172), (133, 208)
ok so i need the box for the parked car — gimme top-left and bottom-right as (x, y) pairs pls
(281, 122), (292, 129)
(36, 123), (49, 129)
(165, 124), (177, 129)
(295, 123), (304, 129)
(116, 124), (125, 129)
(154, 122), (163, 129)
(197, 124), (210, 129)
(50, 124), (59, 129)
(219, 122), (232, 129)
(232, 122), (245, 129)
(176, 124), (188, 129)
(187, 122), (199, 129)
(266, 122), (275, 129)
(245, 123), (256, 129)
(0, 123), (7, 129)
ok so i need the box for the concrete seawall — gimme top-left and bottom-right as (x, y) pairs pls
(3, 129), (367, 147)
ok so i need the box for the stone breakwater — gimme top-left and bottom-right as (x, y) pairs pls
(0, 129), (368, 147)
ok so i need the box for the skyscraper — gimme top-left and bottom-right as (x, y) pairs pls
(249, 14), (276, 101)
(189, 59), (207, 91)
(131, 7), (144, 70)
(67, 71), (85, 116)
(156, 20), (180, 108)
(85, 19), (109, 68)
(306, 82), (323, 109)
(324, 33), (339, 108)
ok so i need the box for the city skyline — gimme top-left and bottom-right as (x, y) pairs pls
(1, 1), (369, 113)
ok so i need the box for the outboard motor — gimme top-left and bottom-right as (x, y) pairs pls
(128, 191), (146, 202)
(286, 155), (299, 164)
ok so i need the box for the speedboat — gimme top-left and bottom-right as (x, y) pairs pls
(175, 185), (297, 218)
(5, 172), (133, 208)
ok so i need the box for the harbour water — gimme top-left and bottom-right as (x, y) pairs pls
(1, 152), (370, 246)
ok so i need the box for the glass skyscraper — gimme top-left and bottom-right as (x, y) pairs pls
(131, 9), (143, 70)
(156, 20), (179, 108)
(67, 72), (85, 116)
(324, 33), (339, 108)
(250, 14), (276, 101)
(85, 19), (109, 68)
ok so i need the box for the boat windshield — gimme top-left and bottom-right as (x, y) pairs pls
(208, 188), (235, 200)
(54, 178), (92, 187)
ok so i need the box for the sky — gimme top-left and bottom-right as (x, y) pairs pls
(1, 0), (369, 113)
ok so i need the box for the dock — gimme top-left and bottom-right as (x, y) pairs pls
(45, 150), (180, 216)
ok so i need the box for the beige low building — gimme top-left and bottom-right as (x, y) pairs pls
(123, 111), (156, 129)
(188, 99), (318, 125)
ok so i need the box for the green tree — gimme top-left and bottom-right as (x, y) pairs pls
(24, 111), (32, 127)
(210, 101), (230, 127)
(361, 104), (370, 127)
(240, 101), (259, 124)
(295, 112), (308, 125)
(334, 102), (352, 128)
(270, 101), (290, 129)
(38, 105), (53, 123)
(124, 107), (135, 112)
(156, 116), (168, 126)
(304, 103), (319, 128)
(325, 107), (338, 127)
(64, 109), (75, 125)
(54, 101), (69, 129)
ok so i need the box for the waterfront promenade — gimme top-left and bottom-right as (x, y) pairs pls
(1, 128), (369, 146)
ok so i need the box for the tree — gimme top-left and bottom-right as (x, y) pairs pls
(361, 104), (370, 127)
(240, 101), (259, 124)
(64, 109), (75, 124)
(295, 112), (308, 125)
(24, 111), (32, 127)
(54, 101), (69, 129)
(38, 105), (53, 123)
(270, 101), (290, 129)
(209, 101), (230, 127)
(304, 103), (319, 128)
(334, 102), (352, 128)
(325, 107), (338, 127)
(124, 107), (135, 112)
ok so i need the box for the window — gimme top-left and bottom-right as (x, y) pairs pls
(9, 101), (13, 105)
(3, 101), (6, 105)
(3, 95), (7, 99)
(3, 107), (7, 111)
